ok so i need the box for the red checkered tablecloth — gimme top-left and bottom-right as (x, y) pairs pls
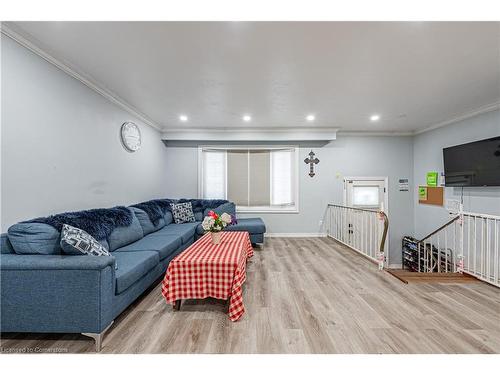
(161, 231), (253, 321)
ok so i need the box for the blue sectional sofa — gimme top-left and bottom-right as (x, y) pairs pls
(0, 199), (265, 351)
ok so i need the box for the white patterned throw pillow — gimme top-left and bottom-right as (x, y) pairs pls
(60, 224), (111, 257)
(170, 202), (196, 224)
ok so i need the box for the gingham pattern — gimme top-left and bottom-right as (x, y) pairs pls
(161, 231), (253, 322)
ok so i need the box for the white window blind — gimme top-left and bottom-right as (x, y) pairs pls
(271, 150), (294, 206)
(200, 147), (298, 212)
(202, 150), (226, 199)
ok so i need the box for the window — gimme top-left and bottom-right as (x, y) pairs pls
(199, 147), (298, 212)
(352, 186), (379, 206)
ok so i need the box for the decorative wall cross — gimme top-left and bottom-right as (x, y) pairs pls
(304, 150), (320, 177)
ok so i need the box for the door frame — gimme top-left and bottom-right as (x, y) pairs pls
(343, 176), (390, 265)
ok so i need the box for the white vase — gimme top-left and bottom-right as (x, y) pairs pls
(211, 231), (222, 245)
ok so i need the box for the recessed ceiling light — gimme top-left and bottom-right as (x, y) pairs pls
(306, 114), (315, 122)
(179, 115), (188, 122)
(242, 115), (252, 122)
(370, 114), (380, 122)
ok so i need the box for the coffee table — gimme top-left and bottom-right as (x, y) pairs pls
(161, 231), (253, 321)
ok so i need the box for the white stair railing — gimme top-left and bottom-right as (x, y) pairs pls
(461, 212), (500, 287)
(416, 216), (460, 274)
(415, 211), (499, 288)
(326, 204), (389, 269)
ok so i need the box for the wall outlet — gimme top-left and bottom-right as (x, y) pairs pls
(319, 220), (323, 227)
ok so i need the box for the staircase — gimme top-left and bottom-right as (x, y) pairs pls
(389, 211), (500, 287)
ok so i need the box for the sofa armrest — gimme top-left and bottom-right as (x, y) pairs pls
(0, 254), (115, 334)
(0, 254), (115, 271)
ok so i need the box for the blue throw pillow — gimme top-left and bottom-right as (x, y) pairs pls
(8, 222), (61, 255)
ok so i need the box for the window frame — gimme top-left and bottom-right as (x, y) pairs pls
(198, 145), (300, 214)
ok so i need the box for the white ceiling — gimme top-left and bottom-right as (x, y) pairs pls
(6, 21), (500, 133)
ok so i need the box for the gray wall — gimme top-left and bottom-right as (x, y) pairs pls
(1, 36), (169, 231)
(162, 136), (415, 265)
(413, 109), (500, 237)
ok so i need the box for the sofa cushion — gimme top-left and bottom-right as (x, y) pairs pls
(1, 234), (15, 254)
(107, 209), (144, 251)
(7, 222), (61, 255)
(196, 217), (266, 235)
(204, 202), (236, 218)
(225, 218), (266, 234)
(115, 234), (182, 260)
(164, 211), (173, 226)
(130, 207), (165, 235)
(113, 250), (159, 294)
(149, 223), (198, 244)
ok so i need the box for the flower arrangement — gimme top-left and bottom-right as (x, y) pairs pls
(202, 211), (232, 233)
(202, 211), (233, 244)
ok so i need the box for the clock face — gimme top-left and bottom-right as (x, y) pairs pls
(120, 122), (141, 152)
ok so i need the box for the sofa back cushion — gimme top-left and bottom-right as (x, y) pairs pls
(7, 223), (61, 255)
(131, 207), (165, 235)
(1, 233), (15, 254)
(164, 211), (173, 225)
(107, 209), (144, 251)
(204, 202), (236, 218)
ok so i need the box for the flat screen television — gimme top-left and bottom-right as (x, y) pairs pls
(443, 136), (500, 187)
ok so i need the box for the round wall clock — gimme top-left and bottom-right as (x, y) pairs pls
(120, 122), (142, 152)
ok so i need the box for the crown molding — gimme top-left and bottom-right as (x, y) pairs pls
(162, 127), (338, 141)
(1, 22), (163, 132)
(413, 101), (500, 135)
(337, 130), (413, 137)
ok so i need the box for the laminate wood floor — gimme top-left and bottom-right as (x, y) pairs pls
(1, 237), (499, 354)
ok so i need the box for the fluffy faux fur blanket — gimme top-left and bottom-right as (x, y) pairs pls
(26, 206), (133, 240)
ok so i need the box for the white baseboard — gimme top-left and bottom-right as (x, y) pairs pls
(265, 233), (327, 238)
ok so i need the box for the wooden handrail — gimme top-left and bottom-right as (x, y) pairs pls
(416, 215), (460, 244)
(378, 211), (389, 254)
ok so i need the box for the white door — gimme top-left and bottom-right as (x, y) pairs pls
(344, 177), (389, 263)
